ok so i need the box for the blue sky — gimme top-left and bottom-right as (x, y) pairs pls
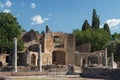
(0, 0), (120, 34)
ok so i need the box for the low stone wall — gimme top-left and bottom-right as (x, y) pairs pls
(81, 67), (120, 80)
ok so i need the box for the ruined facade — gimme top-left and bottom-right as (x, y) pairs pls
(0, 26), (107, 67)
(75, 43), (105, 67)
(19, 27), (75, 66)
(40, 32), (75, 65)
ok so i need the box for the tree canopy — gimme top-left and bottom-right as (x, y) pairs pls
(73, 29), (110, 51)
(0, 12), (24, 53)
(104, 33), (120, 61)
(73, 9), (120, 61)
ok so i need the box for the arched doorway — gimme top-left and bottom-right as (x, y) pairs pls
(52, 51), (66, 65)
(88, 55), (98, 65)
(31, 54), (36, 65)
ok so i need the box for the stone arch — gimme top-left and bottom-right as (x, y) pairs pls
(87, 54), (98, 65)
(31, 54), (36, 65)
(52, 51), (66, 65)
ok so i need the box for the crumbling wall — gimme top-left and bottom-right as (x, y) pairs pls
(0, 54), (8, 66)
(81, 67), (120, 80)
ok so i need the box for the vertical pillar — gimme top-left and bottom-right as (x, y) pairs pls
(111, 53), (114, 68)
(14, 37), (17, 72)
(105, 48), (108, 67)
(80, 57), (83, 67)
(38, 44), (42, 72)
(47, 57), (49, 65)
(85, 58), (88, 67)
(26, 50), (31, 66)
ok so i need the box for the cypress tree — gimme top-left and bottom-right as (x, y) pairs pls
(82, 20), (91, 31)
(92, 9), (100, 29)
(103, 23), (110, 34)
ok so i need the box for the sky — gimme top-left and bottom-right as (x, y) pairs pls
(0, 0), (120, 34)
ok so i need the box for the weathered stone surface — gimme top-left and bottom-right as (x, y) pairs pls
(66, 64), (74, 75)
(76, 43), (91, 52)
(81, 67), (120, 80)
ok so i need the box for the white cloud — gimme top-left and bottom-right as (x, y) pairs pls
(0, 0), (12, 9)
(31, 3), (36, 9)
(31, 15), (44, 25)
(3, 9), (11, 13)
(5, 0), (12, 7)
(31, 15), (49, 25)
(106, 18), (120, 28)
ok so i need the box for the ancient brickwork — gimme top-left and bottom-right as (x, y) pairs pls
(16, 28), (76, 66)
(76, 43), (91, 52)
(75, 43), (105, 67)
(0, 53), (8, 66)
(0, 27), (107, 68)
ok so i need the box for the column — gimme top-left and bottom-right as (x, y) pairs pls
(38, 44), (42, 72)
(26, 50), (31, 66)
(80, 57), (83, 67)
(47, 57), (49, 65)
(85, 58), (88, 67)
(105, 48), (108, 67)
(111, 53), (114, 68)
(14, 37), (17, 72)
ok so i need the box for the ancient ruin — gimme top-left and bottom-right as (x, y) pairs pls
(0, 26), (117, 72)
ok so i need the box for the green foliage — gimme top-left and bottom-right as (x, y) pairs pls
(73, 9), (111, 51)
(92, 9), (100, 29)
(82, 20), (91, 31)
(104, 40), (120, 61)
(73, 29), (110, 51)
(17, 39), (24, 51)
(104, 33), (120, 61)
(112, 32), (120, 40)
(74, 9), (120, 61)
(103, 23), (110, 35)
(73, 29), (83, 46)
(0, 12), (24, 53)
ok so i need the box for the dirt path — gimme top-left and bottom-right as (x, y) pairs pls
(1, 76), (105, 80)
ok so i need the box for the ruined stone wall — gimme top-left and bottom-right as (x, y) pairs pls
(44, 33), (54, 53)
(75, 51), (104, 67)
(76, 43), (91, 52)
(42, 52), (52, 65)
(66, 34), (75, 65)
(81, 67), (120, 80)
(20, 30), (76, 66)
(22, 30), (39, 42)
(42, 32), (76, 65)
(0, 54), (8, 66)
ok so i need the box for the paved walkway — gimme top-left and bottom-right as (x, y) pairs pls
(1, 76), (105, 80)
